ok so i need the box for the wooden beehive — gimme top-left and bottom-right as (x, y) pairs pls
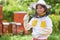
(16, 23), (21, 34)
(2, 22), (9, 34)
(0, 5), (2, 19)
(0, 22), (2, 35)
(14, 12), (26, 33)
(0, 5), (2, 35)
(10, 22), (17, 35)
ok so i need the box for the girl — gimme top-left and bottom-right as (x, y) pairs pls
(24, 0), (53, 40)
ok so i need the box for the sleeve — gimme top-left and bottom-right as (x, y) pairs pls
(46, 17), (53, 28)
(24, 16), (34, 30)
(23, 14), (30, 30)
(28, 18), (34, 26)
(40, 17), (53, 35)
(25, 18), (34, 30)
(43, 17), (53, 35)
(23, 14), (29, 23)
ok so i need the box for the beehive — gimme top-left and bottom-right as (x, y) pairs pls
(0, 5), (2, 19)
(16, 23), (21, 34)
(10, 22), (17, 34)
(2, 22), (9, 34)
(14, 11), (26, 33)
(0, 5), (2, 35)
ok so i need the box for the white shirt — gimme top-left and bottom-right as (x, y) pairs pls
(28, 16), (53, 39)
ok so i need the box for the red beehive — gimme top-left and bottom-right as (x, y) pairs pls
(14, 11), (26, 33)
(0, 22), (2, 35)
(2, 22), (9, 34)
(10, 22), (17, 35)
(16, 23), (21, 34)
(0, 5), (2, 19)
(0, 5), (2, 35)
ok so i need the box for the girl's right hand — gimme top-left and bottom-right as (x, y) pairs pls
(25, 23), (32, 30)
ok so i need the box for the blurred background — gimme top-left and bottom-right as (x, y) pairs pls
(0, 0), (60, 40)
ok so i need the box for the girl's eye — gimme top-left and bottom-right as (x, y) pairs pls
(39, 7), (43, 9)
(37, 7), (43, 9)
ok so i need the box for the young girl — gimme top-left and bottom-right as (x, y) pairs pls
(24, 0), (53, 40)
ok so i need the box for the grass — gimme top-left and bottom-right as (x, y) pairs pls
(0, 33), (60, 40)
(48, 33), (60, 40)
(0, 35), (32, 40)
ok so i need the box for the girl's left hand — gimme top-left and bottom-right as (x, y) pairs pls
(40, 27), (52, 36)
(42, 27), (52, 35)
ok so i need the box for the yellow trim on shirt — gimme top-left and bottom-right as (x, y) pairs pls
(32, 20), (37, 27)
(40, 21), (46, 28)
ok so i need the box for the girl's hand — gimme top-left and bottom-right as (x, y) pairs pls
(40, 27), (52, 36)
(23, 14), (29, 21)
(45, 27), (52, 33)
(25, 23), (32, 30)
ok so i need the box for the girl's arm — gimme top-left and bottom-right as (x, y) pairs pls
(23, 14), (30, 30)
(45, 17), (53, 35)
(23, 14), (33, 30)
(40, 17), (53, 36)
(41, 27), (52, 35)
(25, 23), (32, 30)
(45, 27), (52, 34)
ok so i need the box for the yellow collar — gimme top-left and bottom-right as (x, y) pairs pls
(38, 12), (46, 17)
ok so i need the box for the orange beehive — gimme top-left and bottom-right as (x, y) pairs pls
(14, 12), (26, 33)
(10, 22), (17, 34)
(16, 23), (21, 34)
(0, 22), (2, 35)
(2, 22), (10, 34)
(0, 5), (2, 19)
(0, 5), (2, 35)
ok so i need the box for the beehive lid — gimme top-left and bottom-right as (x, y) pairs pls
(14, 11), (26, 14)
(16, 22), (21, 25)
(2, 22), (10, 25)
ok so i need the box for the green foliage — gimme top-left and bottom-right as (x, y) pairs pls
(0, 35), (10, 40)
(48, 33), (60, 40)
(49, 15), (60, 33)
(0, 33), (60, 40)
(0, 0), (60, 21)
(0, 0), (38, 21)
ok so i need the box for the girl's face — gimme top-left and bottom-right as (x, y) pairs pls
(36, 5), (45, 15)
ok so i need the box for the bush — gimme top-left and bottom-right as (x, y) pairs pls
(49, 15), (60, 33)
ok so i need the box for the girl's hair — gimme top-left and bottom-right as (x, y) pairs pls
(34, 4), (49, 18)
(36, 4), (47, 12)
